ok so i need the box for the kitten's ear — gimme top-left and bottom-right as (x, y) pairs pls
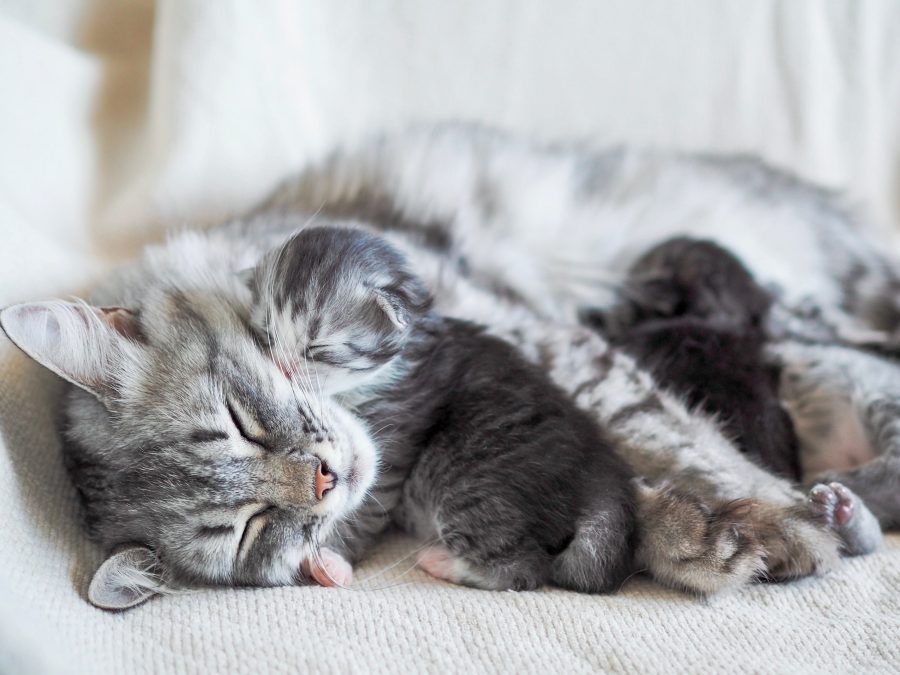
(0, 301), (143, 400)
(88, 545), (164, 611)
(373, 275), (432, 332)
(373, 289), (409, 330)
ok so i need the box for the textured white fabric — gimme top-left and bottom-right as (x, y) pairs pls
(1, 1), (900, 673)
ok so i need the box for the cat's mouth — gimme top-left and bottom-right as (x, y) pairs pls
(310, 450), (369, 518)
(314, 456), (362, 499)
(346, 461), (360, 488)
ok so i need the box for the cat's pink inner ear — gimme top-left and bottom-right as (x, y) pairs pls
(373, 290), (408, 330)
(97, 307), (143, 342)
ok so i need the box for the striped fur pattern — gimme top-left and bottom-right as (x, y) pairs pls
(1, 232), (380, 608)
(250, 226), (638, 593)
(587, 237), (802, 480)
(3, 124), (900, 606)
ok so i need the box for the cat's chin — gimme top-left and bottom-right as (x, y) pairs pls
(335, 453), (376, 515)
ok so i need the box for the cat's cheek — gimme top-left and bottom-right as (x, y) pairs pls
(255, 544), (308, 587)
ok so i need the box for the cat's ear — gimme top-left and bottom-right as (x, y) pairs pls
(0, 301), (144, 400)
(373, 289), (410, 330)
(88, 545), (164, 611)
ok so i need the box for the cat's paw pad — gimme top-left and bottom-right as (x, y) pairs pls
(807, 482), (882, 556)
(302, 547), (353, 587)
(808, 482), (853, 528)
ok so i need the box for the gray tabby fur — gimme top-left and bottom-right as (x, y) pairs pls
(248, 225), (638, 593)
(2, 123), (899, 607)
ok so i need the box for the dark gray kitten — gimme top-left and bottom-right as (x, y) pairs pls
(584, 237), (800, 480)
(585, 237), (883, 553)
(249, 226), (638, 592)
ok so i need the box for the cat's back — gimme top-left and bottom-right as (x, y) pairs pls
(262, 123), (879, 312)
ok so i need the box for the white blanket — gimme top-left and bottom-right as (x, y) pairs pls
(2, 2), (899, 672)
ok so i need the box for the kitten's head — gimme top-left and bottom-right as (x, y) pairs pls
(247, 226), (432, 393)
(1, 285), (377, 609)
(587, 237), (773, 335)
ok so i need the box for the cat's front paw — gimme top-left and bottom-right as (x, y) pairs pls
(302, 547), (353, 587)
(807, 482), (883, 556)
(635, 483), (766, 595)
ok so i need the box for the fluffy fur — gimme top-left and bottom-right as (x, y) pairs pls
(587, 237), (800, 480)
(3, 123), (896, 607)
(250, 226), (638, 592)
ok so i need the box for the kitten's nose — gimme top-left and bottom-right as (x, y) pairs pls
(315, 460), (336, 500)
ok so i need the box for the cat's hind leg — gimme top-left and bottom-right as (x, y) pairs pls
(807, 482), (883, 555)
(634, 482), (843, 591)
(633, 483), (766, 594)
(775, 341), (900, 529)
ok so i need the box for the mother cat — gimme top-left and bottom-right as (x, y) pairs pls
(1, 124), (896, 608)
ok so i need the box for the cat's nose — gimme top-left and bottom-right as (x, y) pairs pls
(315, 460), (336, 500)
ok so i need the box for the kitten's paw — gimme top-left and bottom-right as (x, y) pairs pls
(416, 544), (542, 591)
(635, 484), (766, 595)
(417, 545), (470, 585)
(302, 547), (353, 587)
(808, 482), (883, 556)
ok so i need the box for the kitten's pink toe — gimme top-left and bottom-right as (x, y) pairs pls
(808, 484), (837, 522)
(303, 548), (353, 588)
(417, 545), (464, 583)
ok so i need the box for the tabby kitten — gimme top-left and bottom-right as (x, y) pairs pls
(248, 225), (638, 592)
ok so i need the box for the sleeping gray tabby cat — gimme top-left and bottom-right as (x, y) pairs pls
(0, 124), (895, 608)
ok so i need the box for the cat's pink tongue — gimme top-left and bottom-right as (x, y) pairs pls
(303, 548), (353, 588)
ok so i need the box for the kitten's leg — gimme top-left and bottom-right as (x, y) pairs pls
(549, 494), (636, 593)
(499, 323), (840, 594)
(403, 504), (553, 591)
(415, 544), (549, 591)
(775, 341), (900, 529)
(807, 483), (882, 555)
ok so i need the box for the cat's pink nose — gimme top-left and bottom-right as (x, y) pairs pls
(315, 461), (336, 500)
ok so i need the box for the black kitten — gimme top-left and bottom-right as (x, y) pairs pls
(584, 237), (800, 480)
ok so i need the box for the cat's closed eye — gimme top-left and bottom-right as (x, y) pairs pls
(226, 400), (269, 449)
(237, 505), (276, 560)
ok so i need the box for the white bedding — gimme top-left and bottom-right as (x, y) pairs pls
(2, 2), (899, 672)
